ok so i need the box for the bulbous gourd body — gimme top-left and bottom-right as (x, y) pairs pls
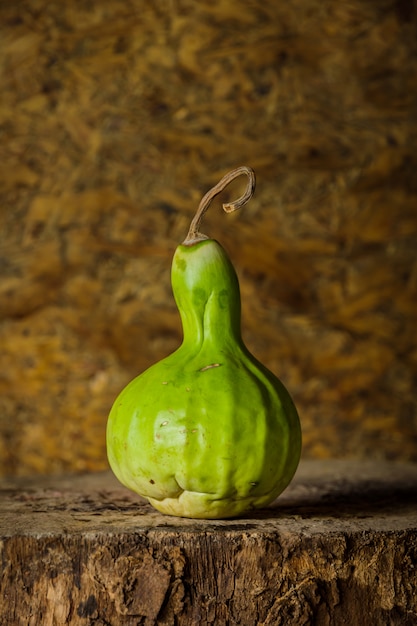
(107, 239), (301, 519)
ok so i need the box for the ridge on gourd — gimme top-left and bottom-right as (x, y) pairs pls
(106, 166), (302, 519)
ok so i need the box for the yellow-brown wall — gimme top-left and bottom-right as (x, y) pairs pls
(1, 0), (416, 476)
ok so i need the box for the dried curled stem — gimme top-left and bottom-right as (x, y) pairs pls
(183, 166), (256, 245)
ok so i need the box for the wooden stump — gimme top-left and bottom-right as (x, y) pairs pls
(1, 460), (416, 625)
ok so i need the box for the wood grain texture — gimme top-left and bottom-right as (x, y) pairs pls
(1, 0), (417, 476)
(1, 460), (417, 625)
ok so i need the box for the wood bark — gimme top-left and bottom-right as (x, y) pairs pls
(1, 460), (416, 625)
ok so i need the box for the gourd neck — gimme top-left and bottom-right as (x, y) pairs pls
(171, 240), (243, 350)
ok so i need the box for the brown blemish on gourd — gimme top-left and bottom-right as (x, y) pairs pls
(199, 363), (222, 372)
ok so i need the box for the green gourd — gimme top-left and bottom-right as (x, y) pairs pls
(106, 167), (301, 519)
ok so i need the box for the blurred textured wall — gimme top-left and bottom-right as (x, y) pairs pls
(1, 0), (416, 476)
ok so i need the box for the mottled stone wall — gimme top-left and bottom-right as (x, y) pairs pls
(1, 0), (416, 476)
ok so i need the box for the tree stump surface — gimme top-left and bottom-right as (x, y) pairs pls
(1, 459), (416, 625)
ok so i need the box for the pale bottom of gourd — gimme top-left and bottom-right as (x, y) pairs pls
(146, 490), (279, 519)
